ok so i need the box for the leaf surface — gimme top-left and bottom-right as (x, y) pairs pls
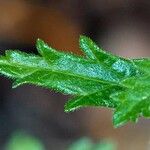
(0, 35), (149, 127)
(112, 76), (150, 127)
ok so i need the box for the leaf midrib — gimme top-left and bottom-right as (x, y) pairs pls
(0, 59), (126, 89)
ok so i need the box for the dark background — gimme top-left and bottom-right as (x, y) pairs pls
(0, 1), (150, 150)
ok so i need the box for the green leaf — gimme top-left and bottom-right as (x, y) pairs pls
(13, 70), (106, 95)
(121, 75), (150, 88)
(65, 86), (123, 112)
(79, 36), (139, 78)
(1, 51), (106, 95)
(79, 35), (117, 63)
(133, 58), (150, 74)
(0, 35), (149, 128)
(36, 39), (123, 83)
(112, 76), (150, 127)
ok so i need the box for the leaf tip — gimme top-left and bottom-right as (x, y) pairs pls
(36, 38), (50, 56)
(36, 38), (44, 47)
(64, 102), (77, 113)
(79, 35), (90, 42)
(64, 104), (72, 113)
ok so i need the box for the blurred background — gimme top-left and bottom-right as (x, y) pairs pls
(0, 0), (150, 150)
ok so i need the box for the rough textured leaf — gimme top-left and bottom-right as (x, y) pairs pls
(13, 70), (106, 95)
(79, 36), (139, 77)
(36, 39), (123, 83)
(0, 35), (149, 127)
(113, 88), (150, 127)
(65, 86), (123, 112)
(112, 76), (150, 127)
(133, 58), (150, 74)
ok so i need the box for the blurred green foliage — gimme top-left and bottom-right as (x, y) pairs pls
(68, 137), (117, 150)
(5, 131), (45, 150)
(5, 131), (117, 150)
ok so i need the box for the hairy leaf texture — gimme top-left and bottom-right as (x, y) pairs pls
(0, 35), (149, 127)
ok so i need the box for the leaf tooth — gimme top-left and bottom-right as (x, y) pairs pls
(36, 38), (55, 56)
(79, 35), (98, 60)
